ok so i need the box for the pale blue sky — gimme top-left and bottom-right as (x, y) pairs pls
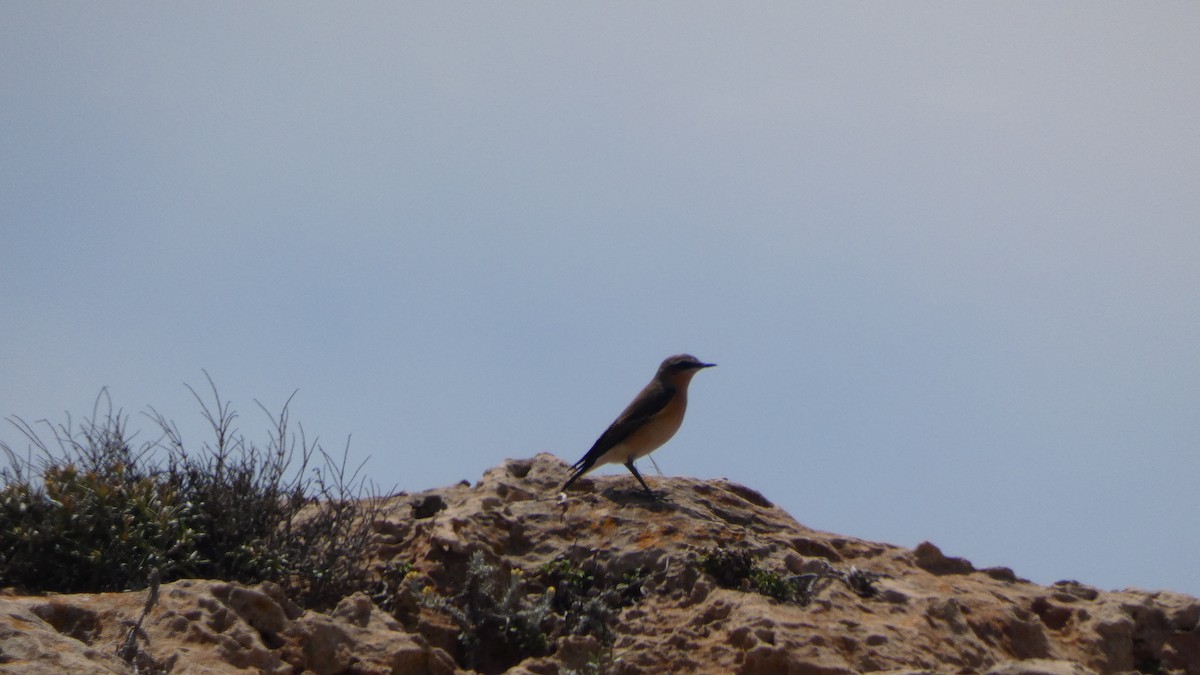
(3, 3), (1199, 595)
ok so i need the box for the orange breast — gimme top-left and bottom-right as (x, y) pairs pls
(608, 392), (688, 463)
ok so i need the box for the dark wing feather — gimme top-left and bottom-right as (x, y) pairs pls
(561, 381), (675, 490)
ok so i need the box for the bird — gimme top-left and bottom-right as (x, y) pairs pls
(561, 354), (715, 498)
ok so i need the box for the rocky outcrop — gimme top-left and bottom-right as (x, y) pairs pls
(2, 453), (1198, 673)
(1, 580), (455, 674)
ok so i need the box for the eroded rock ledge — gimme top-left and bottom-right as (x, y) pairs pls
(3, 453), (1197, 674)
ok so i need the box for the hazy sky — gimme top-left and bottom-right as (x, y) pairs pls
(3, 4), (1198, 596)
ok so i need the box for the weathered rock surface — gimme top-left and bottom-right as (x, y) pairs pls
(1, 579), (455, 674)
(2, 453), (1198, 674)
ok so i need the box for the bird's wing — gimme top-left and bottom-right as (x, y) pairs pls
(571, 381), (675, 470)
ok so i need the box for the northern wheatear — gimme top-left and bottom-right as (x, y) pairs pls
(561, 354), (715, 498)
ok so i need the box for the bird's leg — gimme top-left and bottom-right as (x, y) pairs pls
(624, 459), (658, 499)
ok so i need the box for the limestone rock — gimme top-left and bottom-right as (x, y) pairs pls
(2, 453), (1198, 674)
(1, 579), (455, 674)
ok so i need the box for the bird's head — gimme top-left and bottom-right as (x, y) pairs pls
(657, 354), (716, 385)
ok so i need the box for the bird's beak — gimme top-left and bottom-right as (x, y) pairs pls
(700, 362), (716, 369)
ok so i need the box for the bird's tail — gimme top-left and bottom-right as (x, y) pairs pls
(560, 457), (594, 492)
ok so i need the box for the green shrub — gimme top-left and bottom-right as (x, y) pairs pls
(699, 546), (882, 605)
(699, 545), (800, 602)
(0, 406), (201, 593)
(699, 546), (756, 590)
(0, 375), (384, 609)
(420, 550), (553, 673)
(535, 557), (646, 642)
(405, 554), (648, 673)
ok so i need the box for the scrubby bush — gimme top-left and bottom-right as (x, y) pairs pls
(394, 554), (648, 673)
(699, 545), (882, 605)
(536, 556), (646, 642)
(0, 375), (385, 609)
(419, 550), (554, 673)
(0, 403), (202, 593)
(699, 545), (798, 602)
